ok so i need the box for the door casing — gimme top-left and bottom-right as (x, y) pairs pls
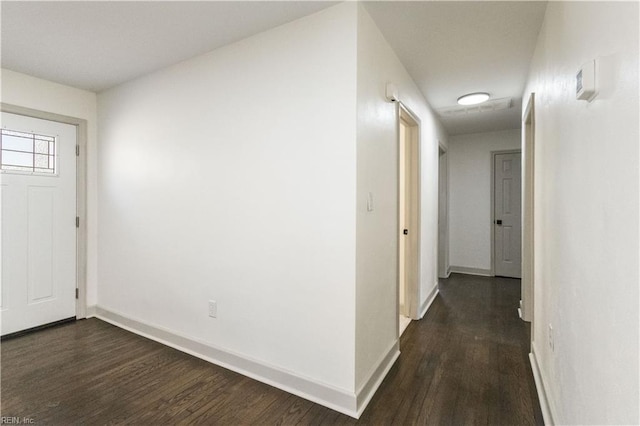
(522, 93), (536, 325)
(438, 145), (449, 278)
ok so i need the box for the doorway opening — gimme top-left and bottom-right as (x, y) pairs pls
(438, 145), (449, 278)
(398, 104), (420, 336)
(522, 94), (535, 325)
(1, 103), (88, 337)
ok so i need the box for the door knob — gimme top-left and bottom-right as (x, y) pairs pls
(495, 220), (502, 225)
(403, 229), (409, 235)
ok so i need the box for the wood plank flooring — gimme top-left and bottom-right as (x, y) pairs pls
(1, 274), (543, 425)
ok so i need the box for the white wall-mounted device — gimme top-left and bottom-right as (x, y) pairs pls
(366, 192), (374, 212)
(385, 83), (399, 103)
(576, 60), (597, 102)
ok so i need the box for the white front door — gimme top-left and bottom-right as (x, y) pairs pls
(1, 112), (77, 335)
(494, 152), (522, 278)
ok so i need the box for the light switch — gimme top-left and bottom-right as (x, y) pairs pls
(367, 192), (374, 212)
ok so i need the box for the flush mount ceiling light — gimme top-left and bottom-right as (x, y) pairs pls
(457, 92), (490, 106)
(437, 97), (512, 116)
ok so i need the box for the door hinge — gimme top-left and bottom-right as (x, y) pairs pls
(76, 145), (80, 156)
(75, 288), (79, 299)
(76, 216), (80, 228)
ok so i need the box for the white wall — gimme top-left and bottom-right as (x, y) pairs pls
(3, 2), (449, 414)
(523, 2), (639, 424)
(448, 129), (520, 273)
(1, 69), (99, 307)
(98, 3), (358, 395)
(355, 4), (448, 392)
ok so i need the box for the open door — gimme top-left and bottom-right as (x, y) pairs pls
(398, 105), (420, 335)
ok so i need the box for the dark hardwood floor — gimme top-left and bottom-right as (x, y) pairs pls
(1, 274), (543, 425)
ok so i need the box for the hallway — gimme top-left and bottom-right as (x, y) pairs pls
(358, 273), (543, 424)
(1, 273), (543, 424)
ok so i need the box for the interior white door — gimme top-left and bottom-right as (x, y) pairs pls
(1, 112), (77, 335)
(494, 152), (522, 278)
(398, 107), (420, 323)
(398, 121), (407, 317)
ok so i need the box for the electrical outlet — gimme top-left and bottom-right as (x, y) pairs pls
(548, 324), (554, 352)
(208, 300), (217, 318)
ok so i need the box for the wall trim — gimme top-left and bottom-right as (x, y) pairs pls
(93, 305), (359, 418)
(86, 305), (97, 318)
(521, 93), (536, 323)
(529, 345), (557, 425)
(438, 268), (451, 279)
(419, 283), (439, 318)
(355, 341), (400, 417)
(449, 266), (492, 276)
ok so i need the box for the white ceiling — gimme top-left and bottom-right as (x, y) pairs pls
(365, 1), (547, 135)
(1, 1), (337, 92)
(1, 1), (547, 135)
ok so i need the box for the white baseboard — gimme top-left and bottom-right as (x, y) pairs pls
(93, 306), (359, 418)
(529, 346), (557, 425)
(438, 267), (452, 279)
(449, 265), (492, 276)
(355, 341), (400, 417)
(419, 283), (439, 319)
(86, 304), (97, 317)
